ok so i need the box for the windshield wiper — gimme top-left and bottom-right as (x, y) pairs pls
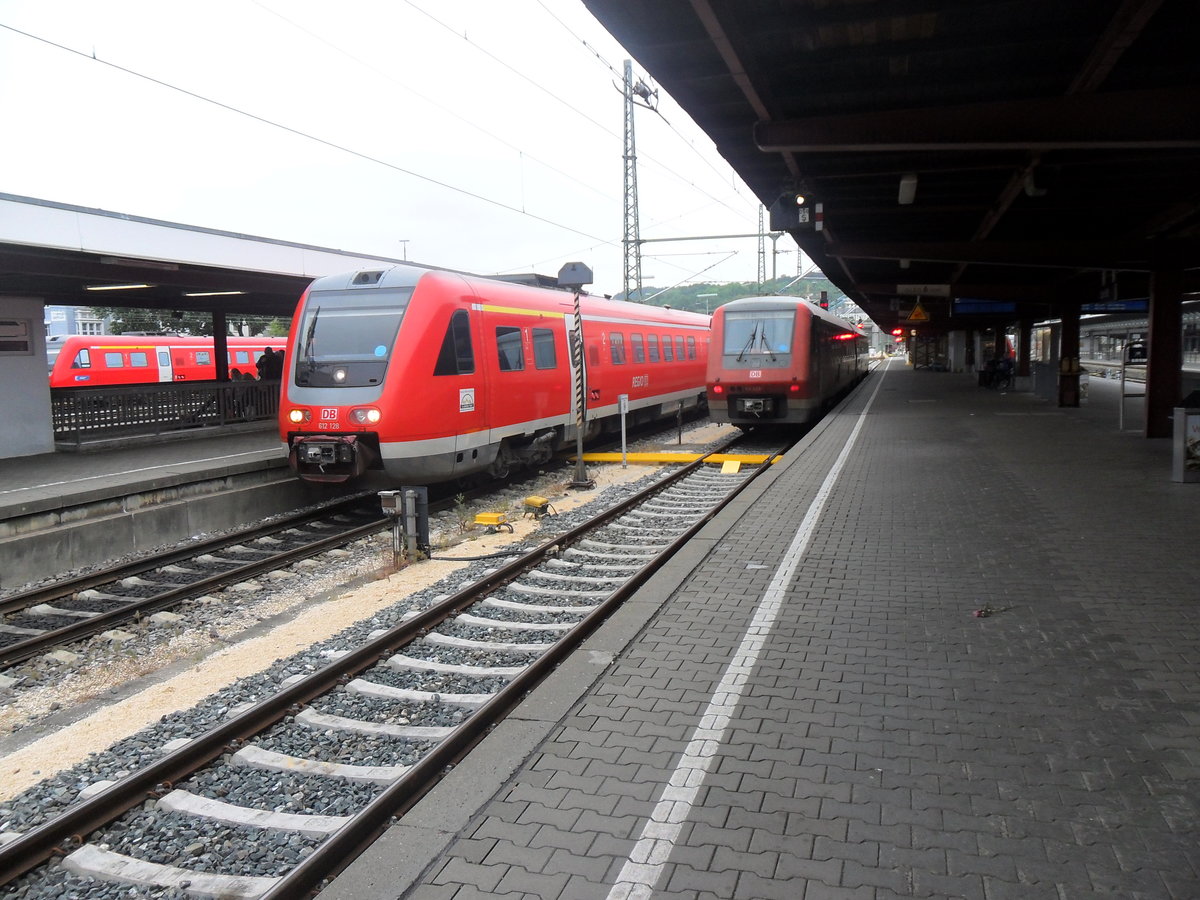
(736, 322), (761, 362)
(757, 330), (777, 362)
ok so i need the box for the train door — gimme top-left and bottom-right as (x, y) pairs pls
(157, 349), (172, 382)
(447, 306), (487, 472)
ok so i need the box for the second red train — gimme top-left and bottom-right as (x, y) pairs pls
(706, 296), (870, 426)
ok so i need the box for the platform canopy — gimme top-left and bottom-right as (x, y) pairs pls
(583, 0), (1200, 332)
(0, 193), (409, 319)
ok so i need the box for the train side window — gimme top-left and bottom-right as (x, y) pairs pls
(71, 348), (91, 369)
(158, 351), (170, 366)
(130, 352), (149, 367)
(630, 333), (645, 363)
(495, 326), (524, 372)
(434, 309), (475, 375)
(609, 332), (626, 364)
(687, 336), (696, 359)
(647, 335), (660, 363)
(675, 336), (685, 360)
(196, 351), (212, 366)
(235, 350), (251, 364)
(103, 352), (124, 368)
(662, 336), (674, 362)
(532, 327), (556, 369)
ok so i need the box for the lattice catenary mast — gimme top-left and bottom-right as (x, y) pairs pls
(622, 60), (657, 303)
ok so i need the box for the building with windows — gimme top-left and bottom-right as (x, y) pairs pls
(44, 305), (108, 338)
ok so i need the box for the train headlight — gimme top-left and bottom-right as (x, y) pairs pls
(333, 367), (348, 383)
(287, 408), (311, 424)
(711, 384), (724, 395)
(349, 407), (381, 425)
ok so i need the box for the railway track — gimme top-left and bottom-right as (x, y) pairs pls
(0, 413), (714, 673)
(0, 497), (385, 670)
(0, 434), (788, 899)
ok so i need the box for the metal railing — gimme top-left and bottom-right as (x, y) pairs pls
(51, 381), (281, 446)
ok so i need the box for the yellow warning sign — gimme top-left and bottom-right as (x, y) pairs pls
(906, 300), (930, 322)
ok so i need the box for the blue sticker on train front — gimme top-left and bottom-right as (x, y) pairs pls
(374, 345), (386, 357)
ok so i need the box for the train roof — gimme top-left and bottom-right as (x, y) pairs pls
(306, 264), (711, 327)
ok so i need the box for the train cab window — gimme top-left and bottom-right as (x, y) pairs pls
(675, 336), (686, 360)
(630, 333), (645, 363)
(196, 351), (212, 366)
(647, 335), (660, 363)
(723, 310), (794, 356)
(609, 333), (626, 364)
(686, 336), (696, 359)
(532, 327), (557, 369)
(130, 352), (149, 367)
(71, 348), (92, 369)
(662, 336), (674, 362)
(103, 352), (124, 368)
(495, 326), (524, 372)
(434, 309), (475, 375)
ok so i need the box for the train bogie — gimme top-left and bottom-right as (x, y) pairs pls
(706, 297), (868, 426)
(280, 265), (710, 484)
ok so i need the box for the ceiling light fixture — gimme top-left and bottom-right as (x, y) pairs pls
(182, 290), (247, 297)
(85, 283), (153, 291)
(898, 173), (918, 205)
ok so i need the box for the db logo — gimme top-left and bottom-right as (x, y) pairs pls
(749, 370), (762, 379)
(320, 408), (338, 420)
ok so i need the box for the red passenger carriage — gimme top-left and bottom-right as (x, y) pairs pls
(48, 335), (286, 387)
(280, 265), (711, 484)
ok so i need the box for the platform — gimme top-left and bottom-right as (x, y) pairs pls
(326, 360), (1200, 899)
(0, 427), (333, 593)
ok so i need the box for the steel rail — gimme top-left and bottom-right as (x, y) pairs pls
(0, 494), (376, 617)
(0, 514), (386, 669)
(261, 438), (786, 900)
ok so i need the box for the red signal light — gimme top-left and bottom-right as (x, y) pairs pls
(891, 328), (904, 336)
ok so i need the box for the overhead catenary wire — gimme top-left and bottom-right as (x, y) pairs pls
(0, 21), (614, 247)
(407, 0), (755, 223)
(250, 0), (617, 205)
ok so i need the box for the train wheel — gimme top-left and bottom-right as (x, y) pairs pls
(486, 442), (514, 479)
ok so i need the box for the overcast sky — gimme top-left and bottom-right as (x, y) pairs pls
(0, 0), (804, 298)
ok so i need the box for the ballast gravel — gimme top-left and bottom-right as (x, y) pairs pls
(0, 421), (740, 898)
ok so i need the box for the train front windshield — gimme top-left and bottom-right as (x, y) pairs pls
(294, 289), (413, 387)
(722, 310), (794, 357)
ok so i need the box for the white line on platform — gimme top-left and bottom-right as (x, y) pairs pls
(606, 364), (890, 900)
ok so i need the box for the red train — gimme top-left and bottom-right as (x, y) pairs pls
(706, 297), (869, 426)
(47, 335), (286, 387)
(279, 265), (711, 483)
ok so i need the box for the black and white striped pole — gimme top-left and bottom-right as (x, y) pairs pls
(558, 263), (595, 490)
(570, 288), (593, 488)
